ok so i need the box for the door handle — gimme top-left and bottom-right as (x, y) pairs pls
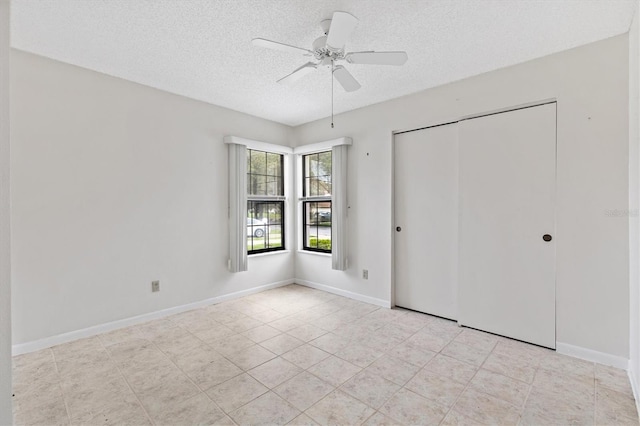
(543, 234), (552, 242)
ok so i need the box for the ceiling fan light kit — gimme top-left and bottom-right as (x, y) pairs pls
(252, 11), (408, 127)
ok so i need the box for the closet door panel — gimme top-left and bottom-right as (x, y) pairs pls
(458, 103), (556, 348)
(395, 124), (458, 319)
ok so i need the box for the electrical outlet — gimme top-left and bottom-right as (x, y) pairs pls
(151, 280), (160, 292)
(362, 269), (368, 280)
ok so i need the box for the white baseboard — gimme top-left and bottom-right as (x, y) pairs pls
(12, 279), (294, 356)
(296, 279), (391, 308)
(629, 364), (640, 417)
(556, 342), (629, 369)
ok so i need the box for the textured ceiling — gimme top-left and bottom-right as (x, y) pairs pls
(11, 0), (638, 126)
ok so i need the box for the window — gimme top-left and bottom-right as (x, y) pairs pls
(302, 151), (332, 252)
(247, 149), (285, 254)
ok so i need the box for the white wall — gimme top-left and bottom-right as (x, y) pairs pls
(0, 1), (11, 423)
(629, 1), (640, 400)
(10, 50), (294, 344)
(293, 34), (630, 358)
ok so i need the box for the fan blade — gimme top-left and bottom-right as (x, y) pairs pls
(252, 38), (312, 55)
(333, 65), (361, 92)
(326, 11), (358, 51)
(277, 62), (318, 85)
(346, 51), (408, 66)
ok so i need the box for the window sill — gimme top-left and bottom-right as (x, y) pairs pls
(297, 250), (331, 258)
(249, 250), (291, 258)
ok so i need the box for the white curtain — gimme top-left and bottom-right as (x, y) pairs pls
(331, 144), (348, 271)
(227, 142), (247, 272)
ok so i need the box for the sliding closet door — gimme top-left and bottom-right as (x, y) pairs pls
(395, 123), (458, 319)
(458, 103), (556, 348)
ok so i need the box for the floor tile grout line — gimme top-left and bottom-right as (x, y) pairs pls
(437, 334), (504, 424)
(16, 286), (633, 426)
(48, 348), (73, 425)
(97, 336), (156, 426)
(143, 325), (243, 422)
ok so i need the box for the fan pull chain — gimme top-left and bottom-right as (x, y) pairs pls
(331, 59), (334, 128)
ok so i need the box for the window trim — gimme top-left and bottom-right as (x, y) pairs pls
(225, 136), (292, 259)
(299, 150), (332, 254)
(247, 149), (286, 255)
(294, 138), (351, 269)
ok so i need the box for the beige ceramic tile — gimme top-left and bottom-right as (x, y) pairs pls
(340, 370), (401, 409)
(135, 317), (177, 339)
(98, 326), (142, 347)
(229, 391), (300, 426)
(307, 355), (361, 387)
(595, 363), (634, 394)
(452, 388), (521, 424)
(287, 324), (328, 342)
(422, 317), (462, 341)
(440, 410), (479, 426)
(13, 395), (70, 426)
(538, 352), (595, 381)
(482, 351), (537, 384)
(596, 384), (639, 422)
(422, 354), (478, 385)
(365, 354), (421, 386)
(134, 370), (200, 417)
(71, 398), (151, 426)
(205, 373), (268, 413)
(62, 355), (120, 382)
(150, 393), (225, 426)
(334, 343), (384, 368)
(379, 388), (448, 425)
(306, 390), (375, 426)
(269, 316), (307, 332)
(169, 344), (223, 372)
(492, 339), (549, 365)
(274, 371), (334, 411)
(241, 324), (282, 343)
(13, 348), (56, 370)
(249, 308), (287, 323)
(385, 341), (436, 367)
(523, 387), (593, 425)
(404, 330), (450, 353)
(362, 412), (402, 426)
(287, 413), (320, 425)
(260, 333), (304, 355)
(51, 337), (104, 359)
(405, 368), (466, 408)
(224, 316), (264, 333)
(208, 334), (256, 357)
(532, 368), (594, 406)
(183, 357), (244, 390)
(453, 328), (499, 352)
(358, 332), (404, 353)
(308, 333), (350, 354)
(281, 344), (331, 370)
(441, 341), (491, 367)
(469, 368), (531, 408)
(192, 324), (236, 344)
(226, 344), (277, 370)
(248, 357), (303, 388)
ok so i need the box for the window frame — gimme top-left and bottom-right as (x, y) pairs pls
(247, 149), (286, 255)
(300, 150), (332, 254)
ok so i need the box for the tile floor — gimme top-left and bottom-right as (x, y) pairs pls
(12, 284), (640, 425)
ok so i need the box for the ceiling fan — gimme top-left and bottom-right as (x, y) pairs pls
(252, 11), (408, 93)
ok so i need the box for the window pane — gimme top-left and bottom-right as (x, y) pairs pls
(248, 149), (283, 197)
(303, 151), (332, 197)
(304, 201), (331, 252)
(267, 153), (281, 177)
(248, 200), (285, 254)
